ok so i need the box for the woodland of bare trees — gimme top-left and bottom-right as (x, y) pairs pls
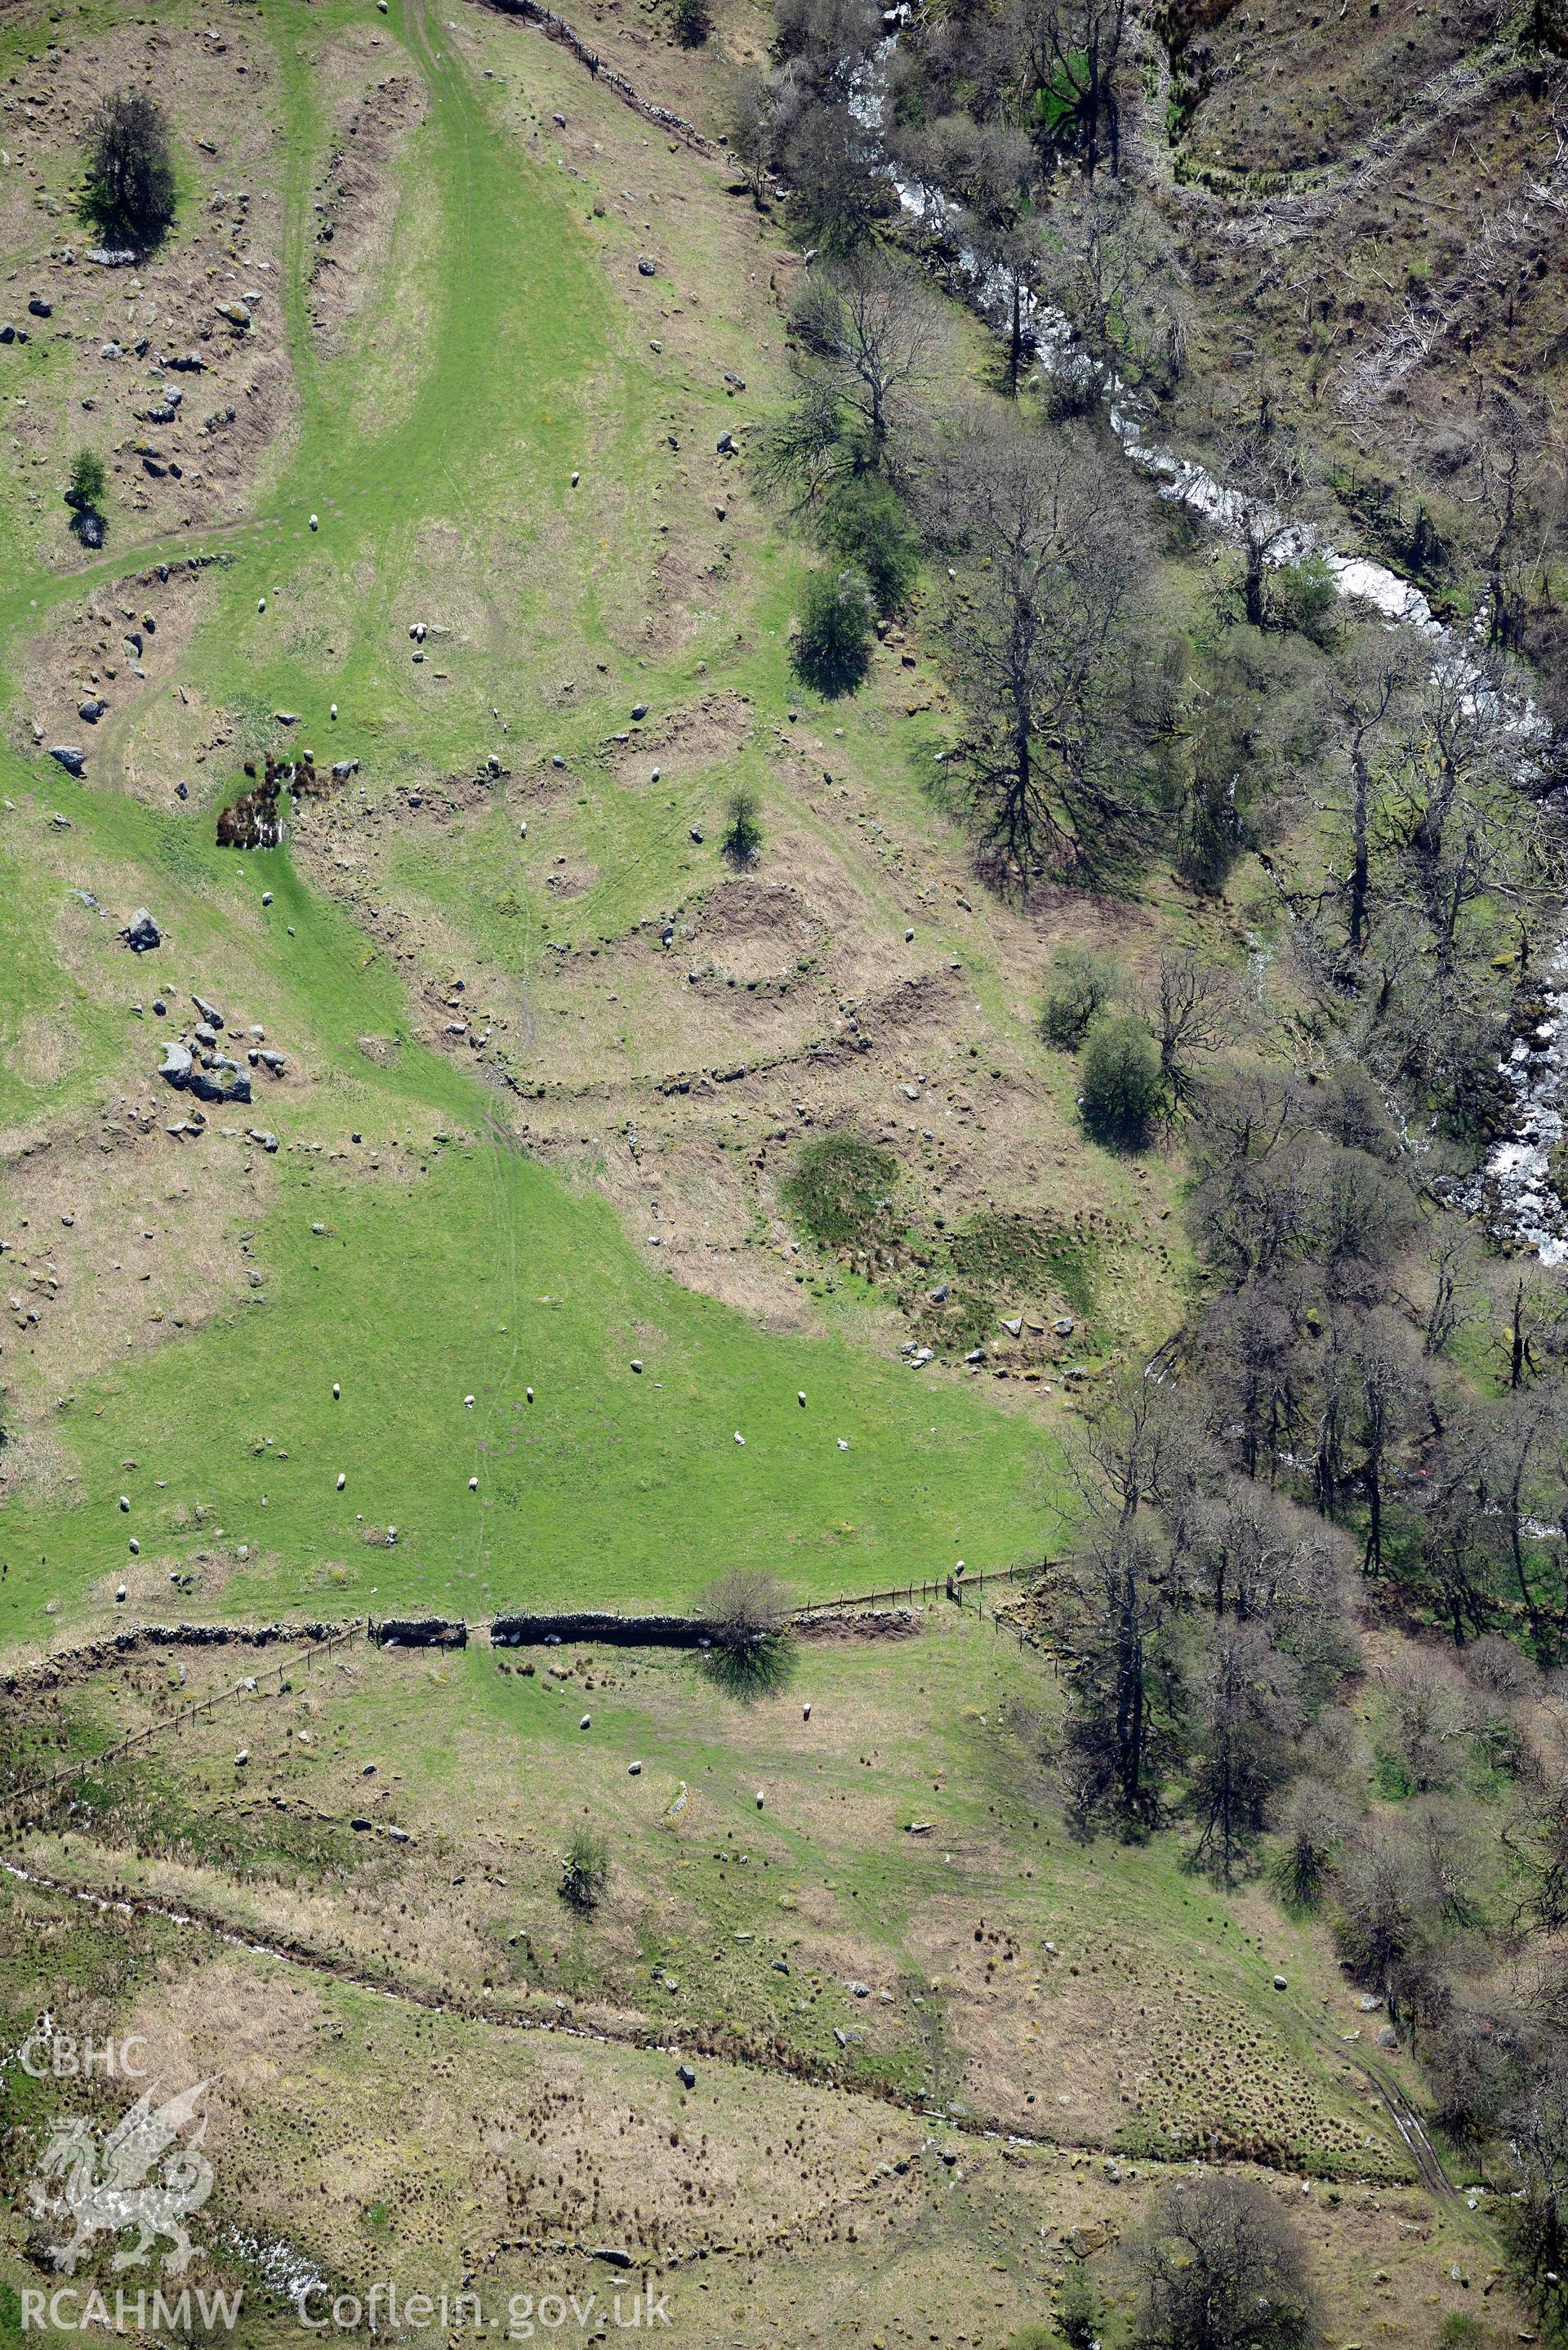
(737, 0), (1568, 2331)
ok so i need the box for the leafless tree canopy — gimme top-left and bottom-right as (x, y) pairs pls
(790, 253), (947, 473)
(923, 417), (1160, 882)
(1123, 2174), (1321, 2350)
(695, 1571), (795, 1652)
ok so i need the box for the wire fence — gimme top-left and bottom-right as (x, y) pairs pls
(2, 1562), (1063, 1836)
(0, 1619), (364, 1838)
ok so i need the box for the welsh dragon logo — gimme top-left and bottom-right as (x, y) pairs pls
(29, 2079), (216, 2276)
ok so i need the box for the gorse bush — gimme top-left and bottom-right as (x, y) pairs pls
(791, 567), (875, 696)
(1054, 2263), (1103, 2350)
(1079, 1013), (1162, 1148)
(81, 91), (176, 246)
(819, 475), (919, 616)
(1040, 944), (1119, 1046)
(68, 450), (108, 512)
(1268, 552), (1339, 646)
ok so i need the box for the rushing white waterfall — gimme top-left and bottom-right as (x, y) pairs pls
(853, 25), (1438, 624)
(849, 20), (1567, 1257)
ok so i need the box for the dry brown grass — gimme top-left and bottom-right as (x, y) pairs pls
(1, 11), (299, 555)
(1, 1112), (276, 1416)
(308, 42), (428, 355)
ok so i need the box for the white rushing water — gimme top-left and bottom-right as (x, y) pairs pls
(853, 25), (1437, 623)
(852, 20), (1566, 1255)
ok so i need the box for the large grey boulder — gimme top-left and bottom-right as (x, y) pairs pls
(189, 1064), (251, 1105)
(49, 745), (86, 775)
(122, 908), (161, 952)
(158, 1040), (193, 1087)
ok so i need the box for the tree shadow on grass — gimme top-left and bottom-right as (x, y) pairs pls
(699, 1630), (799, 1705)
(693, 1570), (800, 1705)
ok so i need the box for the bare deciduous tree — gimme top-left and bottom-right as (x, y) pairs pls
(1323, 627), (1422, 953)
(1273, 1775), (1354, 1910)
(924, 418), (1157, 882)
(1419, 1216), (1486, 1358)
(1122, 2174), (1321, 2350)
(1042, 183), (1188, 392)
(1009, 0), (1129, 178)
(1196, 1280), (1301, 1484)
(1141, 952), (1238, 1114)
(1190, 1616), (1303, 1882)
(1059, 1533), (1181, 1835)
(1380, 650), (1528, 979)
(1218, 425), (1311, 631)
(790, 252), (947, 474)
(1383, 1654), (1468, 1793)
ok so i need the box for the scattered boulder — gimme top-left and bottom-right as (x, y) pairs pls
(78, 698), (106, 725)
(189, 1064), (251, 1105)
(122, 908), (161, 952)
(49, 745), (86, 775)
(158, 1040), (194, 1088)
